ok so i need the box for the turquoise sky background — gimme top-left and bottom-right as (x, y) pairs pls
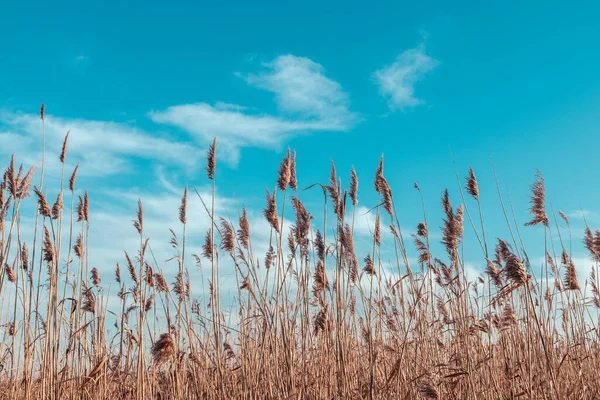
(1, 1), (599, 289)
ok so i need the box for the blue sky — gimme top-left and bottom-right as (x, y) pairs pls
(1, 1), (600, 291)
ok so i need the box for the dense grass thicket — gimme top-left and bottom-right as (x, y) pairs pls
(1, 106), (600, 399)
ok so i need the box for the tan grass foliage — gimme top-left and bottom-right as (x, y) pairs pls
(0, 107), (599, 399)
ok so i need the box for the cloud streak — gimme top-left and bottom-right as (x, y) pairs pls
(2, 54), (360, 177)
(0, 111), (199, 178)
(242, 55), (356, 126)
(373, 45), (438, 110)
(149, 55), (359, 166)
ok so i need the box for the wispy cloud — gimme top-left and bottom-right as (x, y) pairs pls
(241, 55), (356, 126)
(567, 209), (599, 222)
(0, 111), (198, 178)
(149, 102), (313, 166)
(373, 45), (439, 110)
(353, 206), (377, 237)
(149, 55), (359, 166)
(1, 55), (357, 175)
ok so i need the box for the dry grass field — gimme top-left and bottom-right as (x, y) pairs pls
(0, 106), (599, 399)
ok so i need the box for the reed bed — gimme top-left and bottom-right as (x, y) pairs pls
(0, 105), (599, 399)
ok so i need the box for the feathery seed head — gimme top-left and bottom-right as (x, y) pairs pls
(277, 148), (291, 191)
(465, 167), (479, 200)
(206, 137), (216, 180)
(237, 207), (250, 249)
(525, 170), (549, 227)
(69, 164), (79, 192)
(350, 166), (358, 206)
(59, 131), (70, 163)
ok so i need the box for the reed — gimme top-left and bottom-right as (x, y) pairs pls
(0, 107), (599, 399)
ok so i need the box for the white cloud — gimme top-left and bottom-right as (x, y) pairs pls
(155, 166), (182, 196)
(571, 256), (596, 278)
(352, 206), (377, 237)
(149, 102), (308, 166)
(373, 45), (439, 110)
(0, 111), (199, 178)
(242, 55), (355, 126)
(463, 262), (485, 283)
(149, 55), (359, 166)
(567, 209), (599, 222)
